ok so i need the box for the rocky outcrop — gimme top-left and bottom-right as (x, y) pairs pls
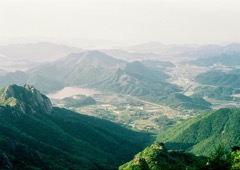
(0, 84), (52, 114)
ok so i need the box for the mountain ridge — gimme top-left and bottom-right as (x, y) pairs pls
(156, 108), (240, 156)
(0, 84), (151, 169)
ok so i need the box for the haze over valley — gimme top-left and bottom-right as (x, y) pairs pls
(1, 0), (240, 169)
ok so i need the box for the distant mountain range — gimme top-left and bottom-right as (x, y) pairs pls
(123, 42), (240, 60)
(189, 52), (240, 67)
(0, 84), (151, 169)
(0, 68), (7, 76)
(0, 71), (64, 94)
(0, 50), (180, 98)
(102, 49), (161, 61)
(0, 42), (83, 71)
(0, 42), (83, 61)
(123, 42), (197, 56)
(140, 59), (175, 69)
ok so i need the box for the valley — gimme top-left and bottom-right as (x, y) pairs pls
(1, 42), (240, 169)
(45, 62), (230, 132)
(51, 92), (187, 132)
(1, 1), (240, 169)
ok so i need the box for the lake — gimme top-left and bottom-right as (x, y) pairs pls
(47, 86), (101, 99)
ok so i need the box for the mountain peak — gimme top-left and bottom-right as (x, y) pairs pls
(64, 50), (126, 68)
(0, 84), (52, 114)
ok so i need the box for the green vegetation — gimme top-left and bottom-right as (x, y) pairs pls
(124, 61), (169, 81)
(157, 108), (240, 156)
(158, 93), (211, 110)
(86, 63), (179, 98)
(195, 70), (240, 88)
(64, 95), (96, 107)
(0, 52), (184, 109)
(232, 150), (240, 169)
(192, 86), (240, 101)
(119, 142), (207, 170)
(0, 84), (152, 169)
(120, 143), (240, 170)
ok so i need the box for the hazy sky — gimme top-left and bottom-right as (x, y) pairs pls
(1, 0), (240, 48)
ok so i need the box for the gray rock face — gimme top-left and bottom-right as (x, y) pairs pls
(0, 84), (52, 114)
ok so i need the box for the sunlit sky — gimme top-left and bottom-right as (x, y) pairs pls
(0, 0), (240, 48)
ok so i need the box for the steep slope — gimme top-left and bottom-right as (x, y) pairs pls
(86, 66), (179, 97)
(30, 50), (126, 85)
(0, 84), (151, 169)
(0, 84), (52, 114)
(119, 142), (205, 170)
(157, 108), (240, 156)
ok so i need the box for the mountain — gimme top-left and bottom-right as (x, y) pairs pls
(30, 50), (126, 83)
(140, 59), (175, 69)
(124, 42), (240, 60)
(195, 70), (240, 88)
(0, 42), (83, 61)
(53, 50), (126, 68)
(0, 42), (83, 71)
(0, 68), (7, 76)
(120, 142), (240, 170)
(0, 84), (151, 169)
(63, 95), (96, 107)
(30, 51), (180, 97)
(119, 142), (206, 170)
(0, 84), (52, 114)
(123, 42), (197, 55)
(156, 108), (240, 156)
(0, 54), (35, 72)
(87, 62), (180, 98)
(158, 93), (212, 110)
(189, 52), (240, 67)
(179, 43), (240, 58)
(0, 71), (64, 93)
(0, 71), (29, 86)
(0, 51), (180, 101)
(102, 49), (160, 61)
(124, 61), (169, 81)
(86, 68), (177, 97)
(192, 86), (240, 101)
